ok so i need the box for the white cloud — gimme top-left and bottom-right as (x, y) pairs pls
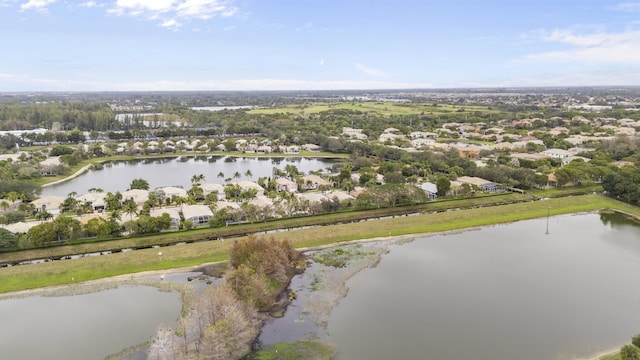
(176, 0), (235, 19)
(108, 0), (238, 26)
(0, 73), (432, 91)
(355, 63), (387, 77)
(296, 22), (313, 31)
(20, 0), (56, 11)
(79, 1), (101, 7)
(161, 18), (182, 30)
(319, 59), (325, 66)
(0, 0), (18, 7)
(612, 2), (640, 12)
(516, 28), (640, 64)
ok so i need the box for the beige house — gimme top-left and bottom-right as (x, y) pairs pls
(181, 204), (213, 227)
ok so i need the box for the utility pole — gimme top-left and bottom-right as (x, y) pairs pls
(545, 207), (550, 235)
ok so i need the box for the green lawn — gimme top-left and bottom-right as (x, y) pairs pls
(248, 102), (502, 117)
(1, 194), (637, 294)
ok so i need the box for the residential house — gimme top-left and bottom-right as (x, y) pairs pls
(121, 189), (149, 206)
(542, 149), (572, 159)
(77, 192), (106, 212)
(275, 177), (298, 192)
(455, 176), (502, 193)
(201, 183), (225, 199)
(420, 182), (438, 200)
(301, 174), (330, 190)
(342, 127), (368, 140)
(31, 195), (65, 215)
(158, 186), (188, 200)
(181, 204), (213, 227)
(235, 181), (265, 196)
(302, 144), (322, 152)
(149, 208), (181, 230)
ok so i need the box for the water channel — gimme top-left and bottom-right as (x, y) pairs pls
(41, 156), (339, 197)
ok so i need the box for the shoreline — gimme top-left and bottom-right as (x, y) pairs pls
(0, 232), (627, 360)
(41, 164), (93, 188)
(37, 151), (347, 189)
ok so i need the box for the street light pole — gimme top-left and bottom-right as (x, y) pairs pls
(545, 207), (550, 235)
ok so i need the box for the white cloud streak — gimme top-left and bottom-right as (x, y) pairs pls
(79, 1), (100, 7)
(612, 2), (640, 12)
(108, 0), (238, 27)
(355, 63), (387, 77)
(161, 18), (182, 30)
(0, 73), (432, 91)
(516, 28), (640, 64)
(20, 0), (56, 11)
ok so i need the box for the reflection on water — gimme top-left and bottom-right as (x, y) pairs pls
(328, 214), (640, 360)
(0, 285), (182, 360)
(41, 156), (338, 197)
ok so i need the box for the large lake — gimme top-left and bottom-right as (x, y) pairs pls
(41, 156), (338, 197)
(326, 213), (640, 360)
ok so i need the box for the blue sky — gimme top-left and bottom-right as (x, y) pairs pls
(1, 0), (640, 91)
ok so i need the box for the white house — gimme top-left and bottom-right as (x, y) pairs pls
(149, 208), (181, 230)
(301, 174), (330, 190)
(542, 149), (572, 159)
(121, 189), (149, 206)
(275, 177), (298, 192)
(201, 183), (225, 199)
(420, 182), (438, 200)
(181, 204), (213, 227)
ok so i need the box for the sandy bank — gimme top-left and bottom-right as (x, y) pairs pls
(41, 164), (93, 188)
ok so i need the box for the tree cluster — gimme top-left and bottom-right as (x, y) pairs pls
(227, 235), (301, 310)
(619, 334), (640, 360)
(603, 166), (640, 205)
(147, 235), (300, 360)
(147, 283), (260, 360)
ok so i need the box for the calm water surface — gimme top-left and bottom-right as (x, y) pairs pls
(328, 213), (640, 360)
(0, 285), (181, 360)
(41, 156), (337, 197)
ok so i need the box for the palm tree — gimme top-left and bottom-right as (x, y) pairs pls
(191, 173), (205, 186)
(148, 191), (159, 208)
(6, 192), (21, 204)
(35, 210), (53, 222)
(217, 172), (225, 182)
(109, 209), (122, 223)
(175, 196), (189, 211)
(122, 200), (138, 221)
(233, 171), (242, 182)
(0, 200), (10, 213)
(244, 169), (253, 181)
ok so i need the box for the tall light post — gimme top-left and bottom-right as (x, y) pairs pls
(545, 206), (550, 235)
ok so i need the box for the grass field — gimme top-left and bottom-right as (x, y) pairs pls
(1, 194), (637, 294)
(248, 102), (502, 117)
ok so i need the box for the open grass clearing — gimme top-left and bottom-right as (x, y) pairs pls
(248, 102), (501, 116)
